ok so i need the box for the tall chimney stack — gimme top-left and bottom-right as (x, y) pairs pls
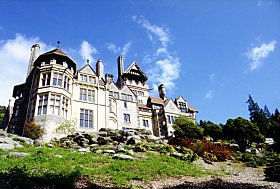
(117, 56), (124, 78)
(158, 84), (166, 100)
(96, 59), (104, 79)
(26, 44), (40, 77)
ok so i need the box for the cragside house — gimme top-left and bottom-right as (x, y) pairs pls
(4, 44), (198, 141)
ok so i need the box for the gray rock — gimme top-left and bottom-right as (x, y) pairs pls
(140, 130), (152, 135)
(0, 129), (8, 137)
(103, 149), (115, 154)
(113, 154), (134, 160)
(89, 144), (99, 148)
(0, 143), (15, 150)
(146, 135), (160, 142)
(97, 131), (107, 137)
(117, 147), (126, 153)
(47, 144), (54, 148)
(8, 152), (29, 157)
(12, 136), (34, 145)
(127, 149), (135, 156)
(95, 149), (103, 154)
(78, 148), (91, 153)
(172, 152), (184, 159)
(34, 139), (45, 147)
(97, 136), (112, 145)
(126, 136), (142, 145)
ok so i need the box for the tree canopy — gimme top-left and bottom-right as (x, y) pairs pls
(173, 116), (203, 139)
(223, 117), (264, 152)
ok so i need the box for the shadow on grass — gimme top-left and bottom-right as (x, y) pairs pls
(163, 178), (273, 189)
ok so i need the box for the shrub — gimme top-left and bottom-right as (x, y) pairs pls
(264, 153), (280, 181)
(24, 120), (45, 139)
(241, 152), (267, 167)
(55, 119), (77, 135)
(134, 142), (151, 152)
(168, 138), (234, 161)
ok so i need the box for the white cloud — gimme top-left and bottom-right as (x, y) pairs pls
(106, 43), (120, 54)
(204, 90), (213, 100)
(133, 16), (170, 47)
(246, 40), (276, 70)
(0, 34), (53, 105)
(106, 42), (132, 58)
(134, 16), (180, 93)
(80, 41), (98, 64)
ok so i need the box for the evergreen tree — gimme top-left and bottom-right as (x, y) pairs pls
(264, 105), (271, 119)
(246, 95), (271, 137)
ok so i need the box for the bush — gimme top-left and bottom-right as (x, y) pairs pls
(264, 153), (280, 181)
(24, 120), (45, 139)
(241, 153), (267, 168)
(168, 138), (234, 161)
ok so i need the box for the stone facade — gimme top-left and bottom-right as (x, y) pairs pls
(6, 44), (198, 141)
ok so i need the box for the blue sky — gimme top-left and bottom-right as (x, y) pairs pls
(0, 0), (279, 124)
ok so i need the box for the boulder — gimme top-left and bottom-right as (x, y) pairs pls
(78, 148), (91, 153)
(146, 135), (160, 143)
(97, 136), (112, 145)
(126, 136), (142, 145)
(113, 154), (134, 160)
(97, 131), (107, 137)
(103, 149), (116, 154)
(12, 136), (34, 145)
(0, 143), (15, 150)
(8, 152), (29, 157)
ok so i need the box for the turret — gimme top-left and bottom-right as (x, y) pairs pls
(158, 84), (166, 100)
(26, 44), (40, 77)
(96, 59), (104, 79)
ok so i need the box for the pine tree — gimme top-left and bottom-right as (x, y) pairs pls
(246, 95), (270, 137)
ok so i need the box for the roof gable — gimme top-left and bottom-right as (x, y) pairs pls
(78, 64), (96, 76)
(123, 61), (148, 81)
(165, 99), (180, 112)
(108, 82), (119, 91)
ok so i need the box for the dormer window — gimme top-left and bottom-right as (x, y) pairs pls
(178, 102), (187, 113)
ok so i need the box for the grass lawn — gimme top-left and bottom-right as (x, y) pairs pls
(0, 146), (209, 188)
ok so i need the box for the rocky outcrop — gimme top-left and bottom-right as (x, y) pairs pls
(0, 129), (34, 150)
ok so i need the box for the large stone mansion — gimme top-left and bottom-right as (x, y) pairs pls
(3, 44), (198, 141)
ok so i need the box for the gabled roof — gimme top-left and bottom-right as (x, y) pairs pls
(175, 95), (187, 103)
(148, 96), (164, 105)
(123, 61), (148, 81)
(188, 105), (199, 112)
(78, 63), (96, 75)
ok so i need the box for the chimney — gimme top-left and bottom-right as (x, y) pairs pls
(96, 59), (104, 79)
(158, 84), (166, 100)
(105, 73), (114, 84)
(117, 56), (124, 78)
(26, 44), (40, 77)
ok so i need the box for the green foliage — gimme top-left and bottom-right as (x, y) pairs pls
(0, 146), (208, 188)
(173, 116), (203, 139)
(246, 95), (272, 137)
(0, 113), (4, 123)
(24, 120), (45, 139)
(241, 153), (266, 168)
(55, 119), (77, 135)
(223, 117), (264, 152)
(264, 153), (280, 181)
(201, 121), (223, 141)
(134, 142), (151, 152)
